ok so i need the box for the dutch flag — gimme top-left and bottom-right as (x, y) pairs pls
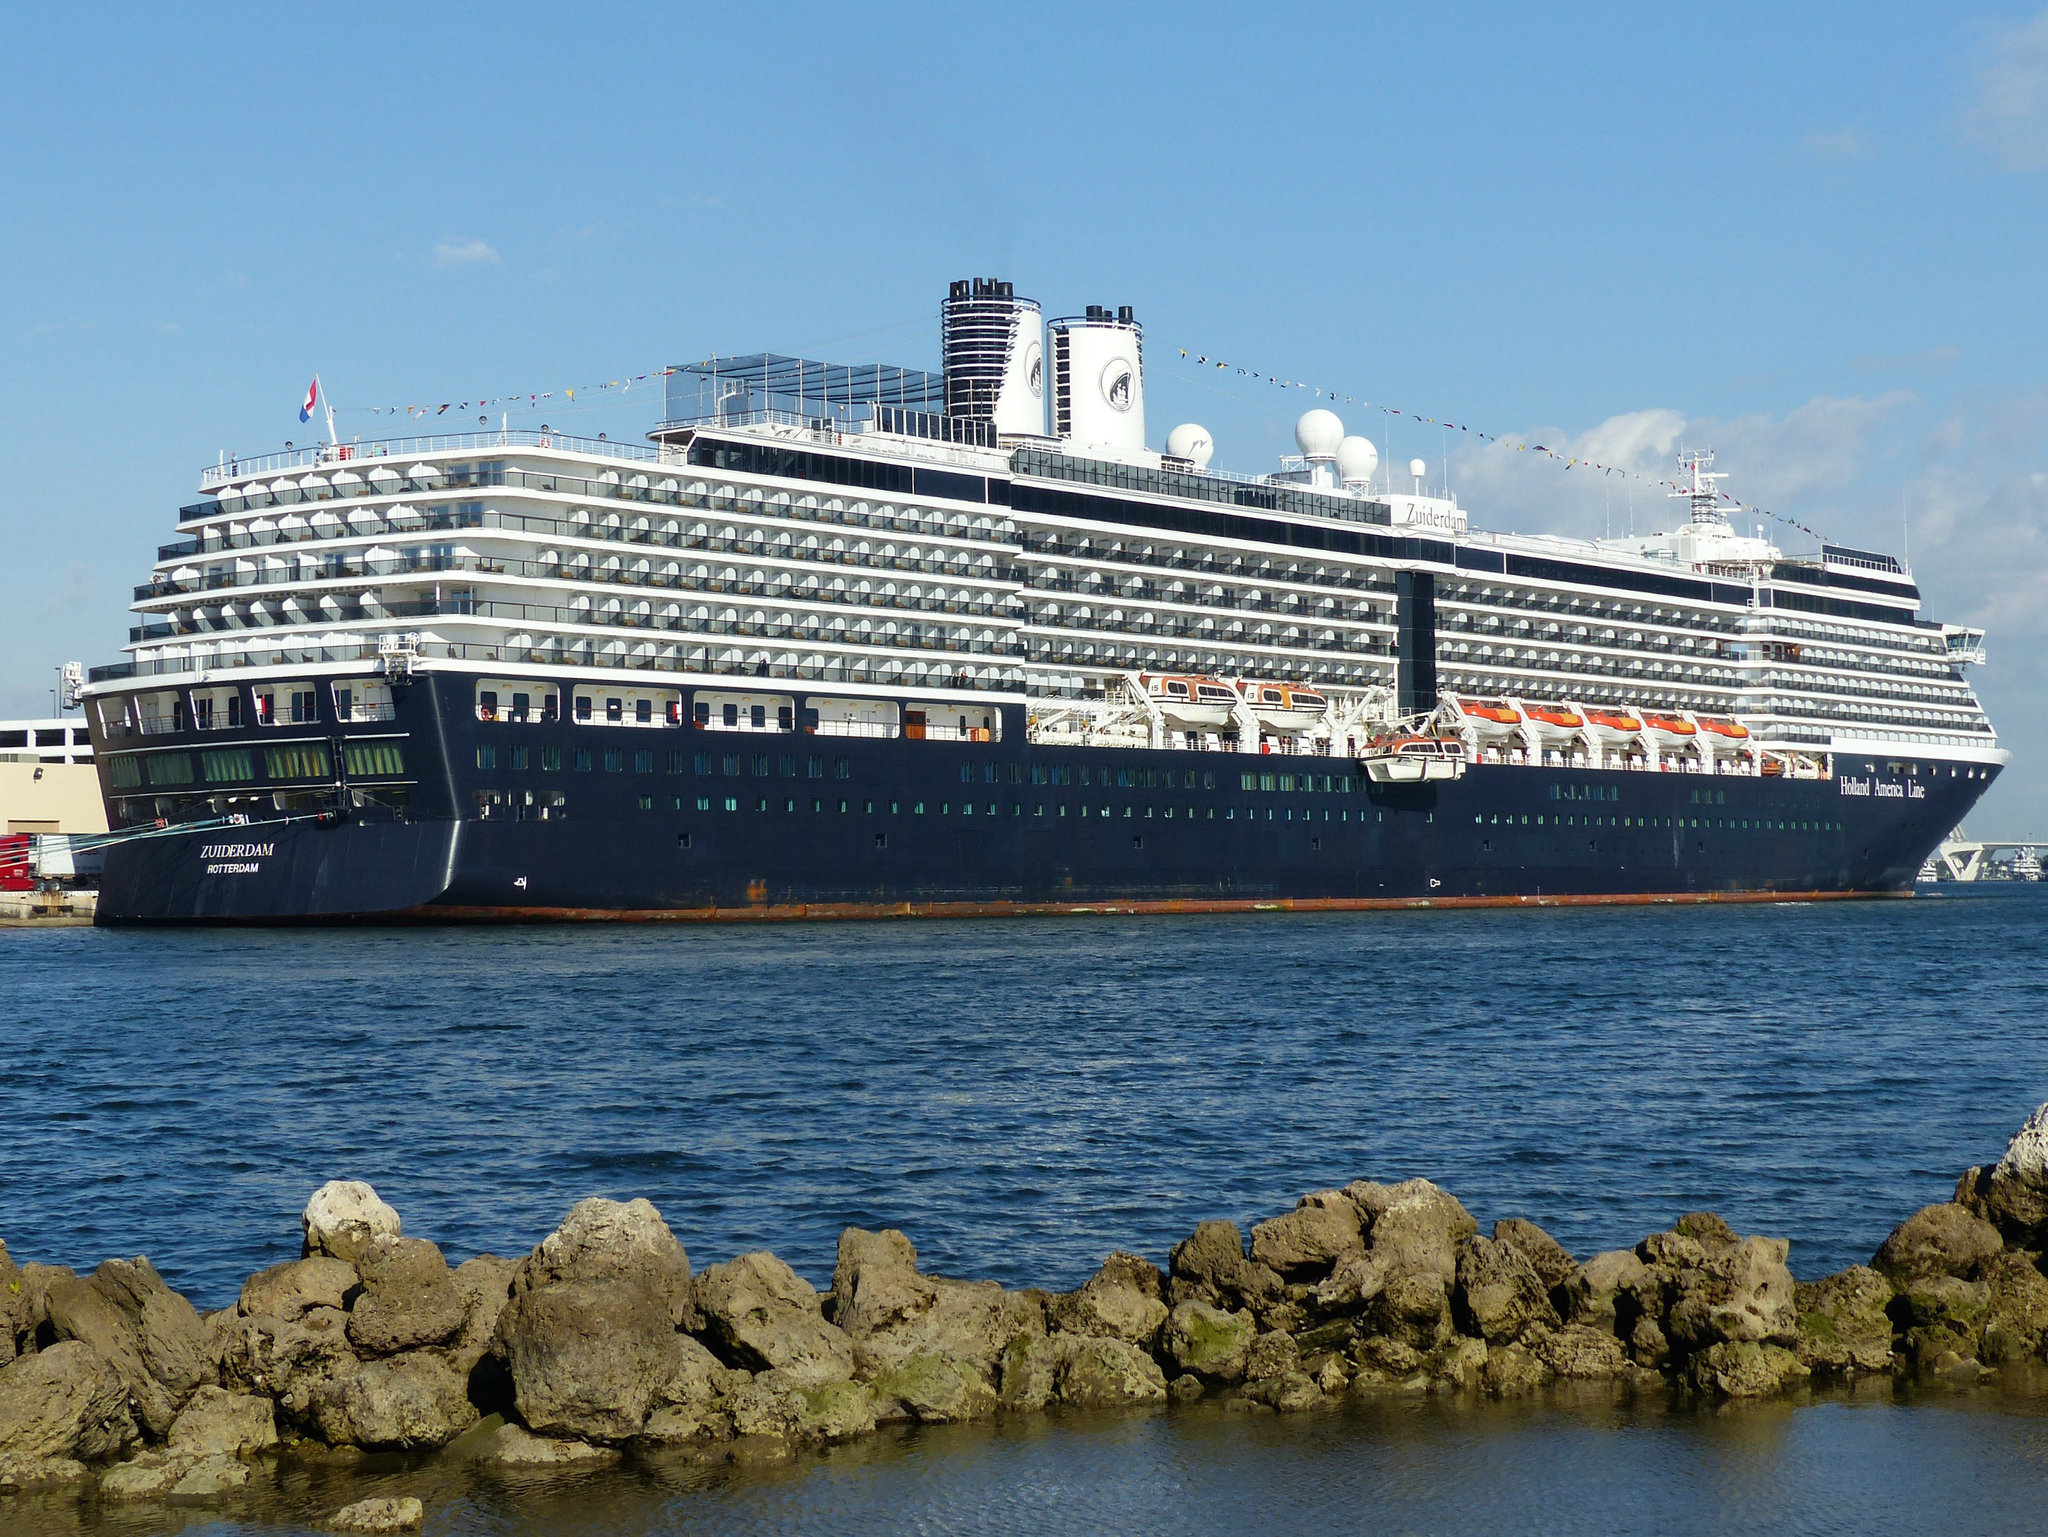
(300, 377), (319, 423)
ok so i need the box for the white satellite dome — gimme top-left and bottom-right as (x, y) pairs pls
(1165, 422), (1215, 469)
(1294, 408), (1344, 459)
(1409, 458), (1427, 480)
(1334, 435), (1378, 485)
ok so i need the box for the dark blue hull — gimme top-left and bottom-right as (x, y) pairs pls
(92, 675), (1990, 923)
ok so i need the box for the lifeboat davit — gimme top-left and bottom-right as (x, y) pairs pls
(1577, 706), (1643, 746)
(1642, 712), (1698, 750)
(1359, 728), (1468, 783)
(1453, 697), (1523, 744)
(1141, 673), (1238, 730)
(1241, 680), (1328, 733)
(1518, 701), (1583, 748)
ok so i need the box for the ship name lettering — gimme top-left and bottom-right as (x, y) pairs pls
(1873, 781), (1905, 799)
(198, 842), (274, 859)
(1837, 777), (1871, 797)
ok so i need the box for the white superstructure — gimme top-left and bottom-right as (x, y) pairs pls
(95, 278), (2003, 785)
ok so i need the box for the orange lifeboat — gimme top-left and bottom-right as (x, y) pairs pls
(1578, 706), (1643, 746)
(1642, 712), (1697, 750)
(1697, 715), (1751, 742)
(1240, 680), (1328, 733)
(1454, 697), (1523, 743)
(1518, 701), (1583, 748)
(1140, 673), (1237, 730)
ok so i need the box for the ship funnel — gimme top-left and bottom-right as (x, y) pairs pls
(1049, 303), (1146, 457)
(942, 278), (1044, 437)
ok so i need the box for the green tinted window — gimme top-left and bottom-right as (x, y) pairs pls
(343, 742), (405, 777)
(264, 743), (332, 780)
(145, 753), (194, 786)
(200, 748), (256, 784)
(108, 755), (142, 789)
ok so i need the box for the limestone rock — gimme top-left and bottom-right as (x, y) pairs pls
(725, 1369), (879, 1443)
(1793, 1266), (1896, 1373)
(473, 1420), (622, 1464)
(696, 1252), (855, 1386)
(1250, 1192), (1365, 1279)
(494, 1281), (688, 1444)
(1456, 1234), (1561, 1344)
(169, 1452), (249, 1498)
(0, 1454), (90, 1492)
(995, 1332), (1070, 1412)
(862, 1353), (998, 1423)
(1493, 1219), (1577, 1295)
(218, 1307), (359, 1425)
(519, 1197), (696, 1329)
(1168, 1221), (1283, 1312)
(828, 1227), (1043, 1381)
(1049, 1252), (1168, 1347)
(47, 1271), (181, 1436)
(1160, 1300), (1256, 1383)
(447, 1255), (518, 1380)
(494, 1199), (701, 1444)
(1430, 1335), (1489, 1392)
(242, 1257), (360, 1322)
(167, 1384), (278, 1458)
(1241, 1370), (1328, 1412)
(1979, 1251), (2048, 1365)
(1538, 1323), (1631, 1379)
(308, 1352), (475, 1450)
(1663, 1235), (1799, 1352)
(1347, 1179), (1477, 1282)
(1562, 1249), (1650, 1331)
(1365, 1268), (1455, 1354)
(327, 1495), (426, 1533)
(0, 1239), (24, 1366)
(1893, 1274), (1990, 1365)
(1960, 1103), (2048, 1242)
(303, 1181), (403, 1263)
(347, 1236), (465, 1357)
(1057, 1335), (1168, 1407)
(1872, 1203), (2003, 1284)
(1479, 1341), (1550, 1397)
(1688, 1340), (1808, 1397)
(98, 1450), (185, 1500)
(0, 1339), (135, 1464)
(1244, 1328), (1299, 1382)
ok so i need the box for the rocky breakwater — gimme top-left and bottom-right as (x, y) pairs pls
(8, 1107), (2048, 1511)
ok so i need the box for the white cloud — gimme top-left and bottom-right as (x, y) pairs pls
(1804, 123), (1868, 163)
(1963, 9), (2048, 170)
(432, 238), (502, 269)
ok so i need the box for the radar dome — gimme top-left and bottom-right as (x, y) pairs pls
(1335, 435), (1378, 485)
(1409, 458), (1427, 480)
(1294, 409), (1345, 459)
(1165, 423), (1215, 469)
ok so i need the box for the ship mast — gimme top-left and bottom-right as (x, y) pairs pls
(1671, 448), (1727, 526)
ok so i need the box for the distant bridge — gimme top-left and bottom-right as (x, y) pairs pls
(1925, 827), (2047, 882)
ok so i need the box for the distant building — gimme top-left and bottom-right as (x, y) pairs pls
(0, 717), (106, 835)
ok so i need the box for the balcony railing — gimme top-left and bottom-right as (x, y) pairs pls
(198, 429), (661, 489)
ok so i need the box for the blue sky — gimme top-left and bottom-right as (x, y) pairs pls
(4, 2), (2045, 831)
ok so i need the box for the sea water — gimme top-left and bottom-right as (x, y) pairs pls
(6, 886), (2048, 1533)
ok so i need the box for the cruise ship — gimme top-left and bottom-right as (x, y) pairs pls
(82, 278), (2004, 922)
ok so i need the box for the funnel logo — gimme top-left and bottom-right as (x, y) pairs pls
(1026, 341), (1043, 399)
(1101, 358), (1135, 413)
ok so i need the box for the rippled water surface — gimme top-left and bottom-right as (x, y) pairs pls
(6, 887), (2048, 1533)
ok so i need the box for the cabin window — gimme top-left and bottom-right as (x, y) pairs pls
(575, 748), (592, 772)
(480, 690), (500, 720)
(751, 704), (766, 730)
(604, 749), (622, 772)
(724, 703), (740, 728)
(807, 755), (823, 778)
(637, 795), (653, 811)
(636, 699), (652, 724)
(607, 699), (623, 723)
(835, 757), (851, 779)
(512, 692), (530, 722)
(476, 746), (497, 770)
(635, 750), (654, 774)
(510, 746), (529, 771)
(542, 747), (562, 771)
(750, 754), (769, 776)
(575, 697), (593, 722)
(667, 751), (686, 774)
